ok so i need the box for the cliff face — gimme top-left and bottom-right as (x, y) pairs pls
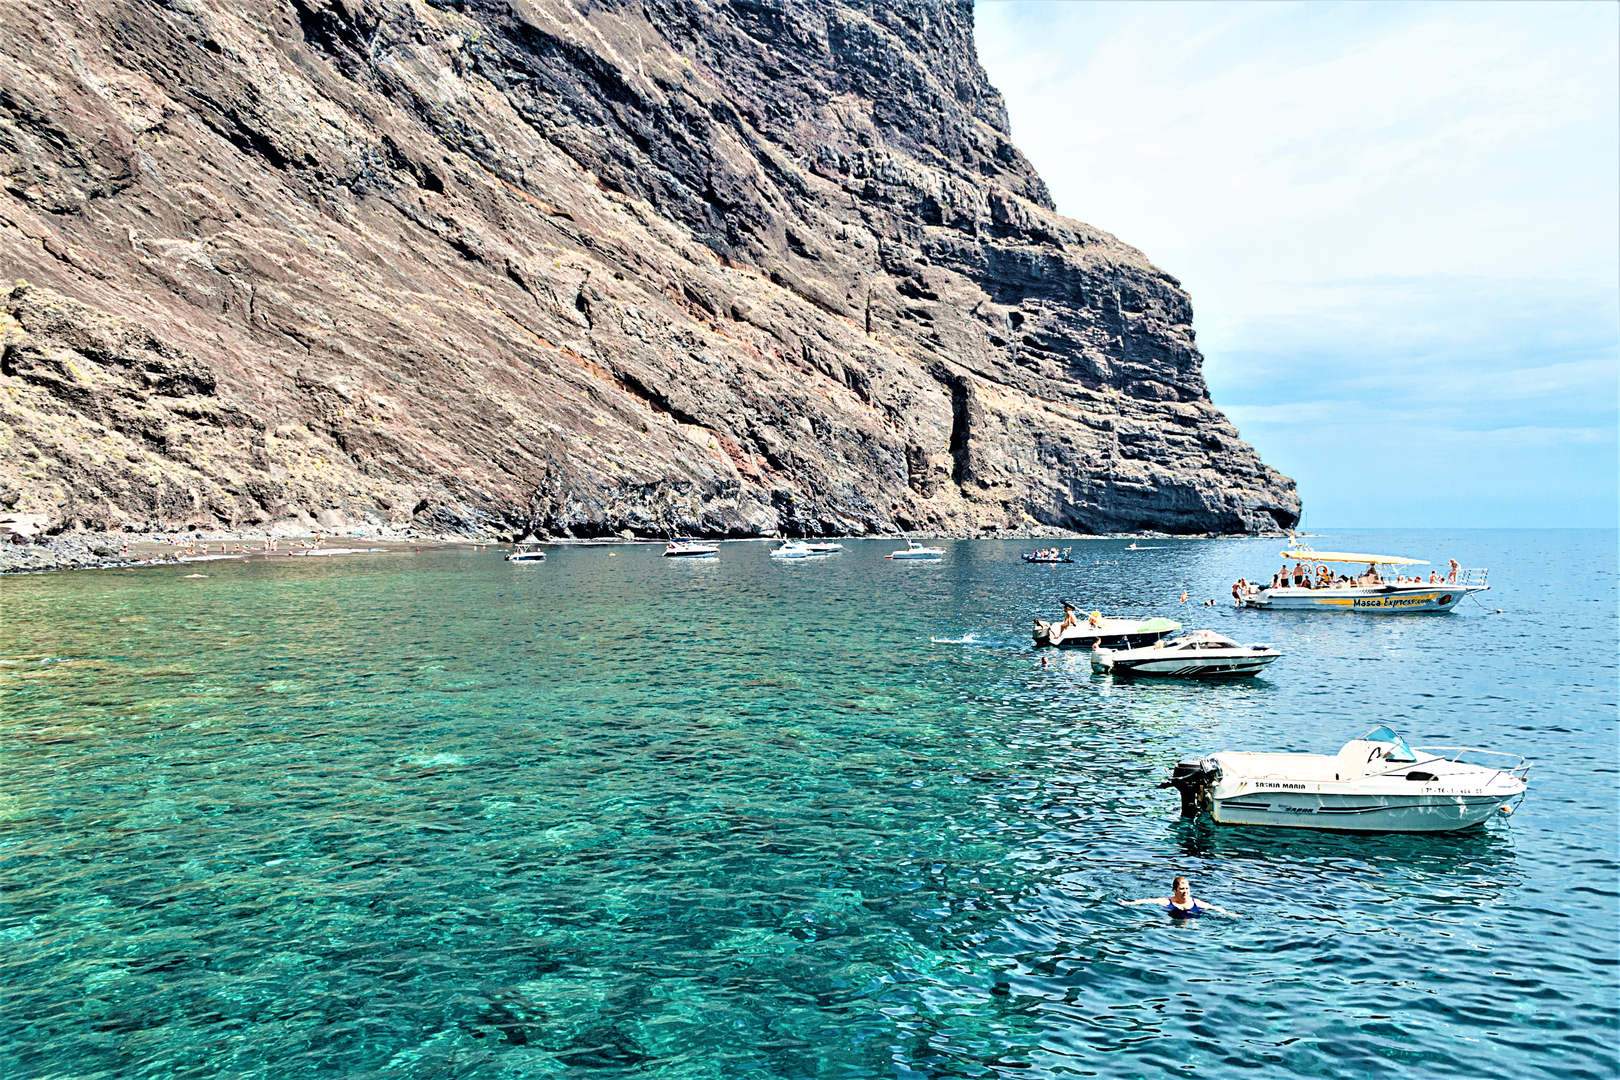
(0, 0), (1299, 538)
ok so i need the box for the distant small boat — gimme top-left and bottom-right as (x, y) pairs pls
(886, 540), (943, 561)
(506, 542), (547, 563)
(664, 538), (719, 559)
(1126, 542), (1161, 551)
(770, 541), (819, 559)
(1022, 547), (1072, 564)
(802, 541), (843, 554)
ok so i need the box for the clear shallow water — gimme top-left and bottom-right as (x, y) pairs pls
(1, 529), (1615, 1079)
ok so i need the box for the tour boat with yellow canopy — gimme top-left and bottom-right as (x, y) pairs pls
(1241, 545), (1488, 613)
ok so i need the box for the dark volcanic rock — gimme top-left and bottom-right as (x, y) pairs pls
(0, 0), (1298, 538)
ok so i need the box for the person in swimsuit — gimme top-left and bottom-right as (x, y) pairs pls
(1124, 875), (1234, 918)
(1059, 603), (1079, 632)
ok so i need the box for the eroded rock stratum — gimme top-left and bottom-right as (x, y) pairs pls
(0, 0), (1298, 537)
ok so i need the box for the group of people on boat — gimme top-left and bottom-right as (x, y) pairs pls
(1057, 602), (1103, 631)
(1027, 547), (1067, 562)
(1251, 558), (1462, 592)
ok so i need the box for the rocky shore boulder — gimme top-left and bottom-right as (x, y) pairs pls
(0, 0), (1298, 539)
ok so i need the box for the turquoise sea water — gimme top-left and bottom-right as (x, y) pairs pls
(2, 529), (1616, 1078)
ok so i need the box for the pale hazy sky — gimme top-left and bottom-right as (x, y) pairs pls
(975, 1), (1619, 527)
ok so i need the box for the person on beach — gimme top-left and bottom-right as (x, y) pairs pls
(1124, 876), (1234, 919)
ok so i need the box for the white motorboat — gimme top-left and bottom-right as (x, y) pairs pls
(886, 540), (943, 561)
(1092, 630), (1279, 678)
(1033, 614), (1180, 650)
(663, 538), (719, 559)
(1163, 726), (1529, 833)
(505, 542), (547, 563)
(802, 541), (843, 554)
(770, 541), (821, 559)
(1243, 545), (1488, 613)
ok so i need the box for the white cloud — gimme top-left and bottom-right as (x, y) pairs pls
(975, 1), (1620, 525)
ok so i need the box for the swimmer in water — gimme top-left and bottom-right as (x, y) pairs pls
(1124, 875), (1234, 919)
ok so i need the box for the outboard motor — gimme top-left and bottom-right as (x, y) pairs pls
(1162, 759), (1220, 818)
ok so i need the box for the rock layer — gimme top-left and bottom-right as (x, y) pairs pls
(0, 0), (1298, 538)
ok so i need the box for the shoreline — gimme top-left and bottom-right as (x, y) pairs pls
(1, 526), (1290, 577)
(0, 528), (476, 577)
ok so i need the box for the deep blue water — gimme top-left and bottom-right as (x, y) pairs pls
(1, 529), (1616, 1078)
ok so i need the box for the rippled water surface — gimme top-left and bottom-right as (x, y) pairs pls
(2, 530), (1616, 1078)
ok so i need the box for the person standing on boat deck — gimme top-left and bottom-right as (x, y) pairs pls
(1447, 558), (1460, 583)
(1124, 876), (1234, 918)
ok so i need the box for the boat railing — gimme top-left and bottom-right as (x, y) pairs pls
(1452, 567), (1489, 587)
(1414, 744), (1530, 781)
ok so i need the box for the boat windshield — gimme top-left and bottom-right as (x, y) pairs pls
(1361, 725), (1417, 762)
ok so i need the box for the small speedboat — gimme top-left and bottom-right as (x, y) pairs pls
(1163, 726), (1529, 833)
(887, 540), (943, 561)
(506, 542), (547, 563)
(1032, 614), (1180, 649)
(802, 541), (843, 554)
(770, 541), (819, 559)
(1022, 547), (1073, 564)
(663, 538), (718, 559)
(1092, 630), (1279, 677)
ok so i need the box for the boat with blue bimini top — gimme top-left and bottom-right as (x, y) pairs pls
(1241, 545), (1488, 613)
(1163, 726), (1529, 833)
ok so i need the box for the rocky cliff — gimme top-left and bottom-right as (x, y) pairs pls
(0, 0), (1298, 539)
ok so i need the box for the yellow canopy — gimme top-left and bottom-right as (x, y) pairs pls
(1280, 549), (1428, 566)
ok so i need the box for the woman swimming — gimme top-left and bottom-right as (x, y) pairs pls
(1124, 875), (1234, 919)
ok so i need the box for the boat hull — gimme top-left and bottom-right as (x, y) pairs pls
(1244, 584), (1486, 612)
(1036, 629), (1178, 650)
(1098, 654), (1278, 678)
(506, 554), (546, 563)
(1211, 791), (1515, 832)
